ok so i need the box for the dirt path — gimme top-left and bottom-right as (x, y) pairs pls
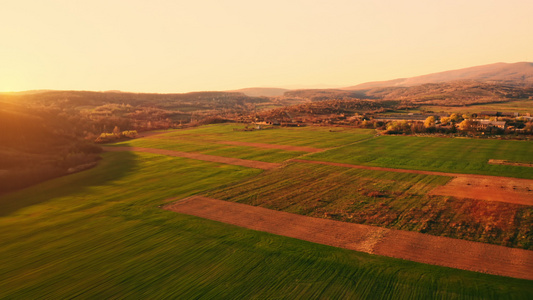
(164, 196), (533, 280)
(292, 159), (473, 177)
(102, 147), (281, 170)
(293, 159), (533, 206)
(215, 140), (325, 153)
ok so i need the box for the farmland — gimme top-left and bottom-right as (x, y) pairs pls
(123, 123), (376, 148)
(208, 162), (532, 250)
(109, 124), (375, 163)
(1, 124), (532, 298)
(305, 135), (533, 179)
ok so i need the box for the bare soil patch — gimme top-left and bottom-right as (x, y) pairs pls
(216, 141), (325, 153)
(488, 159), (533, 168)
(102, 147), (281, 170)
(294, 159), (533, 206)
(164, 196), (533, 280)
(429, 176), (533, 206)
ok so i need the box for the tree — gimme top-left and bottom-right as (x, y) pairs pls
(424, 116), (435, 129)
(458, 120), (473, 131)
(112, 126), (121, 137)
(450, 113), (460, 122)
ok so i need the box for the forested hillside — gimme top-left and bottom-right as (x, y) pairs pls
(0, 102), (101, 194)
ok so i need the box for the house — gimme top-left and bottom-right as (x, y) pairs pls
(478, 120), (506, 130)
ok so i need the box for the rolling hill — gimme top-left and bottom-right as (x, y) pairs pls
(232, 87), (289, 97)
(346, 62), (533, 90)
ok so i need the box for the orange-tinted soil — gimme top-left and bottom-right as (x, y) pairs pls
(429, 176), (533, 206)
(489, 159), (533, 168)
(102, 147), (281, 170)
(164, 196), (533, 280)
(294, 159), (533, 206)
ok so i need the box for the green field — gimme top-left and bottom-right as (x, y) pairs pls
(113, 137), (305, 163)
(108, 124), (375, 163)
(306, 135), (533, 179)
(1, 124), (532, 298)
(133, 123), (376, 148)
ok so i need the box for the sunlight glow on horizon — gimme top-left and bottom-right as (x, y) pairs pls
(1, 0), (532, 93)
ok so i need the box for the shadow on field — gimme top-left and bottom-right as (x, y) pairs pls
(0, 150), (138, 217)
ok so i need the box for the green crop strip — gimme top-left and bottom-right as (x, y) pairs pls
(306, 135), (533, 179)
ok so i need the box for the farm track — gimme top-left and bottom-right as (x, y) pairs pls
(293, 159), (533, 206)
(214, 140), (326, 153)
(102, 147), (281, 170)
(165, 196), (533, 280)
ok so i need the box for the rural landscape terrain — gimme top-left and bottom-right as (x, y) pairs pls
(1, 62), (533, 298)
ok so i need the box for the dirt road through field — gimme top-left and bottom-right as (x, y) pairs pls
(215, 140), (325, 152)
(165, 196), (533, 280)
(103, 147), (281, 170)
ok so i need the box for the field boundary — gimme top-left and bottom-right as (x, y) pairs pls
(164, 196), (533, 280)
(102, 147), (281, 170)
(215, 140), (326, 152)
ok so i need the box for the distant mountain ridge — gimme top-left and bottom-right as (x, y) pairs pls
(232, 87), (289, 97)
(346, 62), (533, 90)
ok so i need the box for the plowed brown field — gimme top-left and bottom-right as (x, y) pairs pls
(165, 196), (533, 280)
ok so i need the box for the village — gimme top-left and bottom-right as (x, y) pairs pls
(249, 109), (533, 137)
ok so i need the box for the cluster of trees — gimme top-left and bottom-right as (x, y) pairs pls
(378, 113), (533, 136)
(95, 127), (138, 143)
(253, 99), (390, 124)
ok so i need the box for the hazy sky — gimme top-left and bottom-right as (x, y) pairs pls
(1, 0), (532, 93)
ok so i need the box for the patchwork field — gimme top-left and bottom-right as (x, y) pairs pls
(1, 123), (532, 298)
(208, 162), (532, 250)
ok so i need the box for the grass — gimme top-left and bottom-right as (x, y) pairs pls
(209, 163), (533, 249)
(305, 135), (533, 179)
(1, 151), (532, 298)
(108, 124), (375, 163)
(136, 123), (376, 148)
(112, 138), (305, 163)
